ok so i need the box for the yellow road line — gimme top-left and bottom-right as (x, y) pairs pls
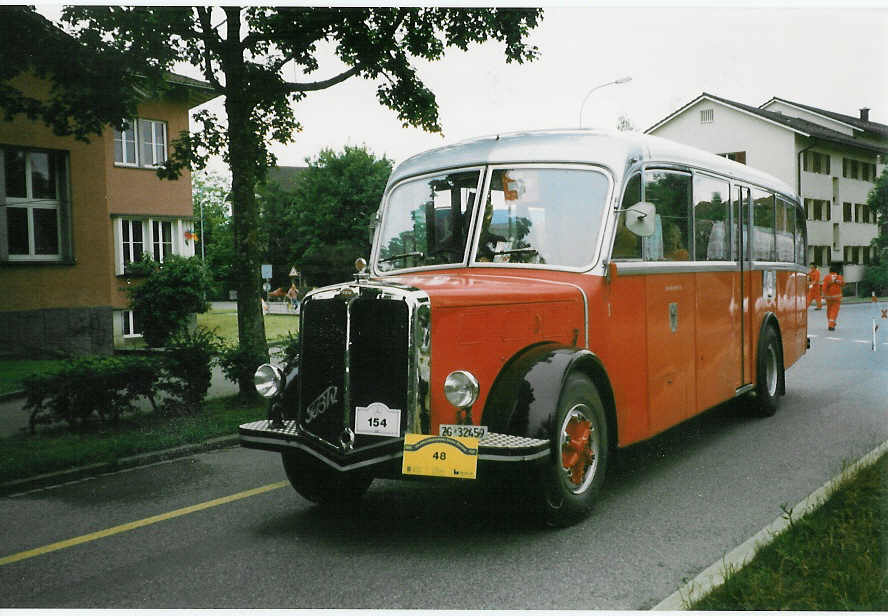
(0, 481), (288, 567)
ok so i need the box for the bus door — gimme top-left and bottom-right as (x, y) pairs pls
(734, 185), (754, 385)
(692, 173), (740, 411)
(642, 169), (695, 434)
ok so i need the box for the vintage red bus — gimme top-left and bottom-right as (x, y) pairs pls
(240, 129), (809, 526)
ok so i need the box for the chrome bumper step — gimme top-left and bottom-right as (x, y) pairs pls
(239, 419), (551, 470)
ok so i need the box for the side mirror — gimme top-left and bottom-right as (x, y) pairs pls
(624, 201), (656, 237)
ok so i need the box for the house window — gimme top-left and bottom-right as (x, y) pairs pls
(719, 151), (746, 164)
(855, 203), (864, 223)
(700, 109), (714, 124)
(113, 120), (138, 166)
(803, 151), (830, 175)
(1, 147), (69, 261)
(121, 219), (144, 268)
(843, 202), (853, 222)
(115, 216), (194, 274)
(152, 220), (173, 262)
(113, 118), (168, 168)
(806, 198), (830, 221)
(122, 310), (143, 337)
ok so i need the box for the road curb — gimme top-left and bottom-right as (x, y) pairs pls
(0, 434), (240, 496)
(652, 438), (888, 610)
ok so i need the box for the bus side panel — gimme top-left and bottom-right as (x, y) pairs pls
(694, 270), (742, 413)
(646, 273), (696, 433)
(779, 269), (806, 368)
(604, 274), (650, 447)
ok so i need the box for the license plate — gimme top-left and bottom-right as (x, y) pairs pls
(438, 424), (488, 440)
(402, 434), (479, 480)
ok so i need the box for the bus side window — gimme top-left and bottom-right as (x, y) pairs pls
(645, 170), (691, 261)
(777, 197), (794, 262)
(794, 203), (807, 264)
(612, 173), (642, 259)
(693, 174), (730, 261)
(751, 189), (776, 261)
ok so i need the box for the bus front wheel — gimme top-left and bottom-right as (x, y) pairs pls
(539, 373), (609, 527)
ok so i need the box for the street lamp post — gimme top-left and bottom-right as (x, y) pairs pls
(578, 76), (632, 128)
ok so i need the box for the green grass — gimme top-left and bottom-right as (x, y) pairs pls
(690, 452), (887, 610)
(0, 359), (68, 395)
(197, 310), (298, 344)
(0, 395), (265, 484)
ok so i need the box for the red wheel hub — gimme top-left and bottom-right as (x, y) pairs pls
(561, 416), (595, 485)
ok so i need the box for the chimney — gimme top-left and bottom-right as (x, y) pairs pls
(860, 107), (870, 122)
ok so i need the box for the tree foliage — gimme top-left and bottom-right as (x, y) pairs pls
(278, 145), (392, 286)
(192, 171), (235, 298)
(5, 6), (543, 393)
(864, 167), (888, 294)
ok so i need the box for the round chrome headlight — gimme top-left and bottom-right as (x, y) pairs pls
(254, 363), (283, 398)
(444, 370), (480, 408)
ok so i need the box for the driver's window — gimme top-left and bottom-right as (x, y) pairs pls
(612, 173), (642, 259)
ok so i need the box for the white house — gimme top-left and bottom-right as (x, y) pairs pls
(646, 93), (887, 292)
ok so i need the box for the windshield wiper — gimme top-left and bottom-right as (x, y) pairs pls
(379, 251), (424, 264)
(491, 247), (538, 256)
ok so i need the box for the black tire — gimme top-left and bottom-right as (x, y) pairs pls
(539, 373), (609, 527)
(281, 451), (372, 509)
(752, 326), (783, 417)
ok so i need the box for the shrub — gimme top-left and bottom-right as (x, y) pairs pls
(23, 355), (164, 432)
(159, 326), (222, 413)
(218, 342), (267, 397)
(126, 255), (213, 348)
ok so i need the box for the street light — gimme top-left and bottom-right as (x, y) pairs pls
(578, 76), (632, 128)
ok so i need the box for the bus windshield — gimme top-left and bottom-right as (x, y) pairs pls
(376, 166), (610, 272)
(376, 170), (481, 272)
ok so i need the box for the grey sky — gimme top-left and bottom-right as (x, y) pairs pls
(260, 6), (888, 169)
(35, 5), (888, 172)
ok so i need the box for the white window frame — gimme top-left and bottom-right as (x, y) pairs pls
(115, 217), (193, 274)
(122, 309), (142, 338)
(113, 119), (139, 167)
(3, 148), (64, 262)
(152, 219), (174, 262)
(140, 119), (167, 168)
(113, 118), (168, 168)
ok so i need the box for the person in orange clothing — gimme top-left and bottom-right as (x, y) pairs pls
(806, 262), (822, 310)
(822, 263), (844, 331)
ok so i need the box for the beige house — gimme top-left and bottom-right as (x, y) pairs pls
(646, 93), (887, 292)
(0, 71), (218, 355)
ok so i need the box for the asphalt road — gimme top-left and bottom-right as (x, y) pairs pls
(1, 303), (885, 609)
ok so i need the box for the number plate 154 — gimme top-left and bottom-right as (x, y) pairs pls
(402, 434), (479, 480)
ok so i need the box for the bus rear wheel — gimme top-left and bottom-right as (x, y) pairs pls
(281, 451), (372, 509)
(752, 326), (783, 417)
(539, 373), (609, 527)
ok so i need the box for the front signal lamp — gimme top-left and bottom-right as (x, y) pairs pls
(444, 370), (480, 408)
(254, 363), (283, 398)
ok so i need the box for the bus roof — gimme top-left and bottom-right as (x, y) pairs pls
(388, 128), (797, 201)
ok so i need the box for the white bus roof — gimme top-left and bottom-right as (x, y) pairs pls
(387, 128), (797, 201)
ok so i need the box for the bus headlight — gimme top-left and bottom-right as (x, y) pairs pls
(254, 363), (283, 398)
(444, 370), (480, 408)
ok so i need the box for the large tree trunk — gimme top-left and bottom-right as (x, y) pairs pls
(224, 7), (269, 396)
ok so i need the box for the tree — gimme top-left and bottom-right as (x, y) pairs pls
(192, 171), (235, 298)
(284, 145), (392, 286)
(8, 6), (543, 394)
(864, 167), (888, 295)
